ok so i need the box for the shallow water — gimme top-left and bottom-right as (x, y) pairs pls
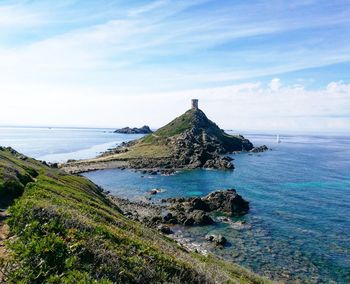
(0, 127), (349, 282)
(83, 134), (350, 283)
(0, 127), (143, 162)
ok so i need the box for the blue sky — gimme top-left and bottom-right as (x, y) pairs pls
(0, 0), (350, 132)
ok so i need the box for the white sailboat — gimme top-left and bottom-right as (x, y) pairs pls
(276, 134), (281, 143)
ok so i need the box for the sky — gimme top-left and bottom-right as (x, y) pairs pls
(0, 0), (350, 132)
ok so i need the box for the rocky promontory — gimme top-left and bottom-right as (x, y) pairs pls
(114, 125), (153, 134)
(62, 101), (255, 173)
(110, 189), (249, 231)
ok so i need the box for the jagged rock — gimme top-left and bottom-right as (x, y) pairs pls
(157, 224), (173, 234)
(203, 157), (234, 169)
(50, 162), (58, 168)
(203, 189), (249, 216)
(205, 234), (227, 246)
(114, 125), (153, 134)
(250, 145), (269, 153)
(160, 169), (175, 175)
(184, 218), (194, 226)
(188, 198), (209, 211)
(162, 213), (178, 224)
(64, 102), (255, 173)
(166, 189), (249, 217)
(149, 189), (162, 195)
(188, 210), (214, 225)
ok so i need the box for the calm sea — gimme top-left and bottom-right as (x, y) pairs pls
(1, 127), (349, 283)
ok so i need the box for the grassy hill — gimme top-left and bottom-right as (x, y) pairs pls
(63, 107), (253, 173)
(0, 147), (269, 283)
(141, 108), (252, 150)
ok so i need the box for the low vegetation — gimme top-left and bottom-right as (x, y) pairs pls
(0, 147), (269, 283)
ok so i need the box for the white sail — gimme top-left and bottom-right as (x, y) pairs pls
(276, 135), (281, 143)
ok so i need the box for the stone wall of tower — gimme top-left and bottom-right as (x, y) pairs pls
(191, 99), (199, 109)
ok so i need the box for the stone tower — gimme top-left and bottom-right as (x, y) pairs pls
(191, 99), (199, 109)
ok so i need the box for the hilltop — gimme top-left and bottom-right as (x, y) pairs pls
(0, 147), (269, 283)
(63, 101), (254, 173)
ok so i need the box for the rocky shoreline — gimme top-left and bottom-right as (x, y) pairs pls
(61, 105), (271, 173)
(61, 144), (268, 174)
(109, 188), (250, 252)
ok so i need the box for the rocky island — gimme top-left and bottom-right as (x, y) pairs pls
(114, 125), (153, 134)
(63, 99), (256, 173)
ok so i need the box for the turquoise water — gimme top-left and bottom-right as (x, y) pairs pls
(83, 134), (350, 283)
(0, 127), (349, 282)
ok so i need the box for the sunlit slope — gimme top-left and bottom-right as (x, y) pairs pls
(0, 147), (268, 283)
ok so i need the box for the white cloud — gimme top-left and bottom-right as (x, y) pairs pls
(326, 81), (350, 93)
(0, 1), (350, 133)
(1, 80), (349, 132)
(128, 0), (170, 17)
(268, 78), (282, 92)
(0, 4), (45, 29)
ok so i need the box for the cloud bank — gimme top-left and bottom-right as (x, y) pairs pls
(1, 79), (349, 132)
(0, 1), (349, 132)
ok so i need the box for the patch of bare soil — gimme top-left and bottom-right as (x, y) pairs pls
(0, 209), (10, 283)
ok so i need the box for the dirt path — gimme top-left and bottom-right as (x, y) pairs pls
(0, 208), (10, 282)
(0, 209), (9, 253)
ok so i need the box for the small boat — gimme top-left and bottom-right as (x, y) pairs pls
(276, 134), (281, 143)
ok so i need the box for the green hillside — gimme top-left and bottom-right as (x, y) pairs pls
(62, 107), (254, 172)
(0, 147), (269, 283)
(142, 108), (252, 151)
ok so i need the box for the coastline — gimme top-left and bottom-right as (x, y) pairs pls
(0, 147), (270, 283)
(1, 129), (350, 282)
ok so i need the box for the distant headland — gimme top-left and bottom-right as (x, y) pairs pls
(114, 125), (153, 134)
(62, 100), (258, 173)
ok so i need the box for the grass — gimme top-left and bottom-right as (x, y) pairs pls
(146, 108), (195, 139)
(114, 143), (173, 159)
(63, 108), (251, 172)
(0, 147), (270, 283)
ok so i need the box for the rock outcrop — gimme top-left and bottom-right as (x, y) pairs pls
(113, 189), (249, 229)
(62, 103), (256, 173)
(114, 125), (153, 134)
(250, 145), (269, 153)
(205, 234), (227, 246)
(166, 189), (249, 217)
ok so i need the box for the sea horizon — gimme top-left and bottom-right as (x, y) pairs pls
(1, 1), (349, 282)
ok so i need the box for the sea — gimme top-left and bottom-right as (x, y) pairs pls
(0, 126), (349, 283)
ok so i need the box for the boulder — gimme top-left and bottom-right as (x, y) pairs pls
(149, 188), (161, 195)
(250, 145), (269, 153)
(188, 198), (209, 211)
(203, 189), (249, 216)
(205, 234), (227, 246)
(188, 210), (214, 225)
(157, 224), (173, 235)
(203, 157), (234, 169)
(184, 218), (195, 226)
